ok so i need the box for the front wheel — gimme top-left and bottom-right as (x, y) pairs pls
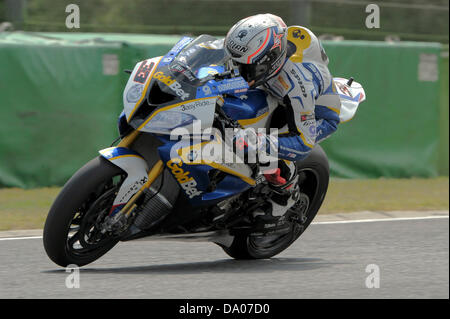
(221, 145), (329, 259)
(43, 156), (125, 267)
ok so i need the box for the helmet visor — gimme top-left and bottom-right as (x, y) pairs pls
(238, 63), (268, 84)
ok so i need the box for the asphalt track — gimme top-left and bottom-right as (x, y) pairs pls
(0, 215), (448, 299)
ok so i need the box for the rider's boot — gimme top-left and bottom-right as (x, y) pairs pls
(253, 161), (298, 232)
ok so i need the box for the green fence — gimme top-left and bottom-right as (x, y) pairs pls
(439, 47), (449, 176)
(0, 32), (448, 188)
(321, 41), (445, 178)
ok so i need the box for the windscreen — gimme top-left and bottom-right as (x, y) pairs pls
(169, 35), (228, 83)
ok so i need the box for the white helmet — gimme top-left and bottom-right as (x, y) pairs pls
(225, 14), (288, 87)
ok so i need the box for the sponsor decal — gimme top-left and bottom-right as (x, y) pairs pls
(167, 159), (202, 199)
(154, 71), (190, 100)
(303, 120), (315, 127)
(290, 69), (308, 98)
(217, 77), (248, 93)
(234, 88), (247, 94)
(237, 30), (248, 40)
(170, 62), (185, 73)
(278, 76), (289, 90)
(134, 61), (154, 84)
(300, 114), (314, 122)
(126, 84), (144, 103)
(201, 85), (213, 96)
(180, 100), (211, 112)
(161, 37), (192, 66)
(335, 82), (353, 98)
(171, 37), (192, 53)
(270, 54), (285, 74)
(270, 80), (285, 96)
(170, 62), (196, 82)
(292, 28), (305, 40)
(227, 39), (249, 53)
(118, 177), (148, 203)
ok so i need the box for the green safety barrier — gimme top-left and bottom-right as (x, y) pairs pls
(439, 47), (449, 176)
(0, 32), (448, 188)
(321, 41), (444, 178)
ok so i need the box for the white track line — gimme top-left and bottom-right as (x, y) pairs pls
(0, 236), (43, 241)
(0, 215), (447, 241)
(312, 215), (449, 225)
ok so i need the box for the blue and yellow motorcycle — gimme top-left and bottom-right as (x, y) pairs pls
(43, 35), (365, 267)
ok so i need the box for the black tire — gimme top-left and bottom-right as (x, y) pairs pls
(43, 156), (125, 267)
(222, 145), (329, 259)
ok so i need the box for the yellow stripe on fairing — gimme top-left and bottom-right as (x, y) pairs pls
(207, 162), (256, 186)
(183, 157), (256, 185)
(237, 112), (269, 126)
(176, 139), (256, 186)
(109, 154), (143, 161)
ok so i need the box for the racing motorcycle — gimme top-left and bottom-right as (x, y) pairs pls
(43, 35), (366, 267)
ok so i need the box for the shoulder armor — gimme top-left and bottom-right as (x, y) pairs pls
(287, 26), (329, 65)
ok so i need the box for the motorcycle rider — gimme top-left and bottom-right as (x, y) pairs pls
(224, 13), (341, 217)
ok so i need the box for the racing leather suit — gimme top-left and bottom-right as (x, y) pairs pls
(262, 26), (341, 161)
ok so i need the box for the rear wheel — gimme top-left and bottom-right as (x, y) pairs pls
(221, 145), (329, 259)
(43, 156), (125, 267)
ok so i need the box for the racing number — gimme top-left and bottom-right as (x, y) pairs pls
(134, 61), (155, 84)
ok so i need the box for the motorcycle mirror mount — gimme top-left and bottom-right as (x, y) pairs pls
(346, 77), (354, 87)
(199, 70), (234, 85)
(213, 70), (233, 80)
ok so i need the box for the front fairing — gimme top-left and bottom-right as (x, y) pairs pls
(122, 35), (249, 135)
(126, 58), (217, 135)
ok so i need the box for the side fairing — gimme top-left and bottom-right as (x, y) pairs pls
(156, 135), (253, 206)
(136, 97), (217, 135)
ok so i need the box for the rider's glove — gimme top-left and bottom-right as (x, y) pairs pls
(233, 128), (278, 164)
